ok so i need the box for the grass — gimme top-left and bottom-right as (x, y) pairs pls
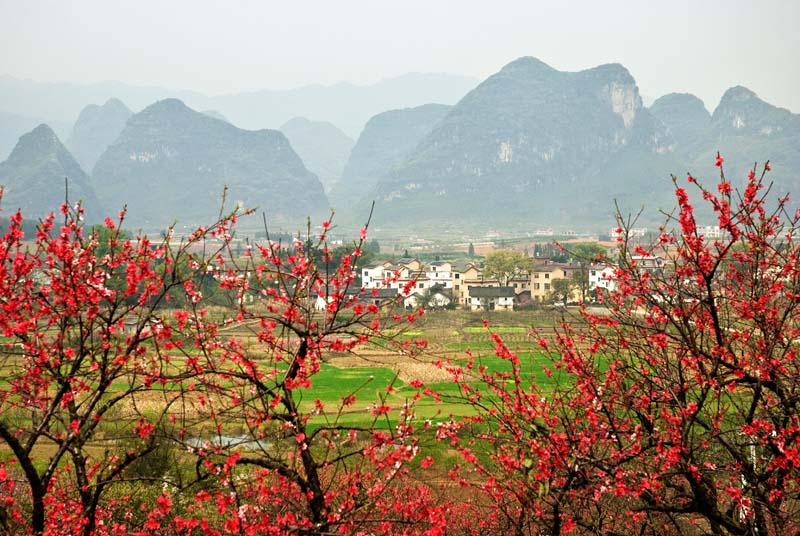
(299, 366), (403, 406)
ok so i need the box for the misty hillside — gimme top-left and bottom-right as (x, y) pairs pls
(330, 103), (451, 212)
(355, 57), (681, 231)
(337, 57), (799, 234)
(0, 110), (71, 160)
(697, 86), (800, 200)
(92, 99), (328, 229)
(66, 98), (133, 172)
(279, 117), (354, 192)
(1, 60), (797, 235)
(0, 123), (100, 218)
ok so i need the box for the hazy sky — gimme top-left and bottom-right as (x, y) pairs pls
(1, 0), (799, 112)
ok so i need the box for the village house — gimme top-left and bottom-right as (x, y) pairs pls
(530, 259), (581, 303)
(611, 227), (648, 239)
(462, 278), (502, 308)
(425, 260), (453, 288)
(701, 225), (724, 239)
(468, 286), (515, 311)
(403, 284), (453, 309)
(631, 255), (665, 275)
(358, 253), (629, 309)
(508, 275), (531, 297)
(362, 258), (424, 291)
(588, 263), (618, 292)
(451, 261), (483, 307)
(361, 260), (394, 288)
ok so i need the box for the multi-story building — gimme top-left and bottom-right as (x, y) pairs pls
(426, 261), (453, 288)
(530, 259), (581, 302)
(701, 225), (724, 239)
(508, 275), (531, 298)
(451, 261), (483, 307)
(361, 260), (394, 288)
(611, 227), (648, 240)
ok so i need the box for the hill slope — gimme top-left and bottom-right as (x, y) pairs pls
(279, 117), (354, 192)
(367, 57), (679, 232)
(0, 124), (100, 218)
(66, 98), (133, 172)
(331, 103), (451, 213)
(92, 99), (328, 230)
(0, 111), (71, 160)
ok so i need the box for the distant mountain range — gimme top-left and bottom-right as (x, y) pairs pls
(279, 117), (354, 192)
(337, 58), (800, 233)
(0, 73), (478, 138)
(342, 57), (681, 231)
(1, 59), (797, 235)
(653, 86), (800, 205)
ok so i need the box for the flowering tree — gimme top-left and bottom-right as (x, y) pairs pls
(157, 214), (448, 535)
(3, 153), (797, 536)
(0, 193), (448, 535)
(442, 157), (800, 535)
(0, 197), (240, 535)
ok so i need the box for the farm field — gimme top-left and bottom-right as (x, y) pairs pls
(0, 307), (582, 447)
(299, 308), (578, 428)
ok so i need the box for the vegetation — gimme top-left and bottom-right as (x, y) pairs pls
(438, 157), (800, 534)
(0, 155), (797, 535)
(482, 249), (531, 285)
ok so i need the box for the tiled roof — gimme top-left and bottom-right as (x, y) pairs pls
(468, 286), (515, 298)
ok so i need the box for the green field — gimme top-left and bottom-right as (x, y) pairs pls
(290, 309), (569, 429)
(0, 307), (577, 457)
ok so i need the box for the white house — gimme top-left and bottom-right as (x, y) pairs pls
(468, 286), (515, 311)
(362, 261), (393, 289)
(588, 264), (618, 292)
(701, 225), (724, 239)
(403, 287), (452, 309)
(425, 261), (453, 288)
(611, 227), (648, 239)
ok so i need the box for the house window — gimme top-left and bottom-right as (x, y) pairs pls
(545, 273), (550, 279)
(534, 273), (539, 278)
(455, 273), (460, 279)
(591, 270), (596, 276)
(534, 283), (540, 290)
(455, 285), (460, 290)
(544, 283), (550, 290)
(419, 283), (424, 288)
(513, 283), (517, 288)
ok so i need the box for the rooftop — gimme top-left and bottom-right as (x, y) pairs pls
(469, 286), (515, 298)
